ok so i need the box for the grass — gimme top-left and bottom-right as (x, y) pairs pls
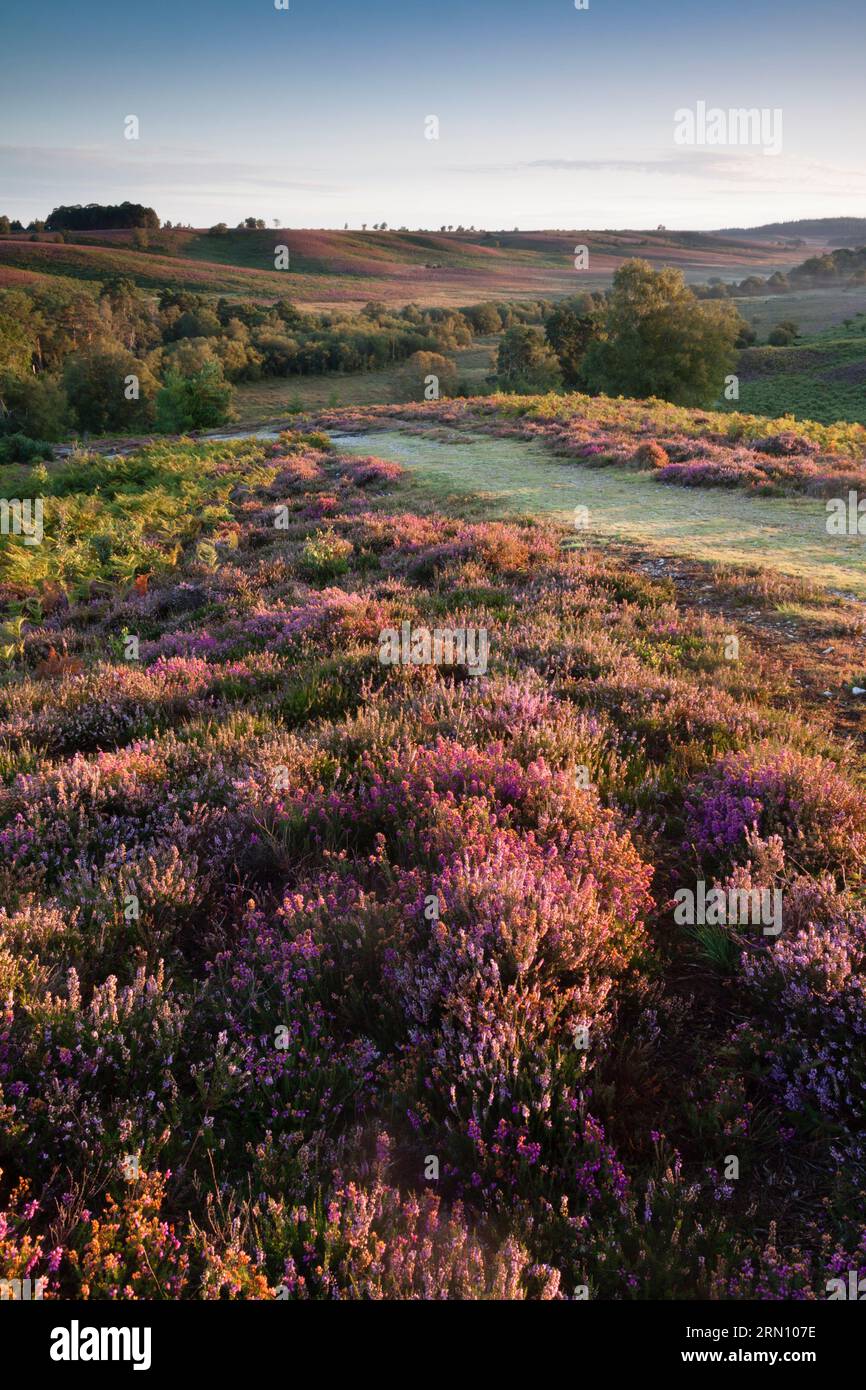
(231, 342), (497, 423)
(734, 286), (866, 336)
(721, 312), (866, 426)
(332, 426), (866, 597)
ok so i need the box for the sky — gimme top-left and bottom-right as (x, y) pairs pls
(1, 0), (864, 230)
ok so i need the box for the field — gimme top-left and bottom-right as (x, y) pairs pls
(2, 396), (866, 1300)
(330, 425), (866, 596)
(231, 341), (498, 424)
(0, 225), (838, 309)
(722, 313), (866, 426)
(733, 286), (866, 336)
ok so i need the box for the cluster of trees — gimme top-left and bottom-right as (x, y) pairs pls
(43, 202), (160, 232)
(0, 279), (232, 442)
(695, 271), (794, 301)
(152, 292), (543, 383)
(497, 261), (747, 408)
(1, 215), (46, 234)
(694, 243), (866, 304)
(0, 270), (555, 443)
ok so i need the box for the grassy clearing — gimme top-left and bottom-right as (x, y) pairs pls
(333, 427), (866, 596)
(231, 342), (497, 423)
(734, 286), (866, 336)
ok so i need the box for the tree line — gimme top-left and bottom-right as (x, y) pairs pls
(0, 276), (550, 449)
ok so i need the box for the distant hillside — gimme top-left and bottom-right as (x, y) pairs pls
(0, 225), (830, 310)
(718, 217), (866, 245)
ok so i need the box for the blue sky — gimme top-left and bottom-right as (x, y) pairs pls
(1, 0), (864, 229)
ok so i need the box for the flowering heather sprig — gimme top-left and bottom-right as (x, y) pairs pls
(266, 1167), (561, 1300)
(684, 745), (866, 876)
(738, 914), (866, 1131)
(69, 1170), (189, 1300)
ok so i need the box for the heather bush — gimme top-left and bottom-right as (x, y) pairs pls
(265, 1169), (561, 1299)
(684, 745), (866, 878)
(3, 426), (864, 1300)
(738, 912), (866, 1136)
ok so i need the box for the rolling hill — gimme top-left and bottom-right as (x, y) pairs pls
(0, 225), (836, 310)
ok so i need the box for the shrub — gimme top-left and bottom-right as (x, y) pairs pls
(299, 527), (353, 579)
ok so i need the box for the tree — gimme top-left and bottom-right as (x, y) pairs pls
(465, 302), (502, 335)
(581, 260), (743, 407)
(495, 325), (562, 393)
(395, 351), (458, 402)
(45, 202), (158, 231)
(545, 297), (603, 388)
(155, 361), (233, 432)
(767, 320), (799, 346)
(63, 347), (159, 433)
(0, 371), (71, 440)
(0, 291), (40, 380)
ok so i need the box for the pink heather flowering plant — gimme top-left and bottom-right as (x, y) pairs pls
(1, 421), (865, 1301)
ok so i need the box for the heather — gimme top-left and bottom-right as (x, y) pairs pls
(1, 428), (865, 1300)
(311, 393), (866, 499)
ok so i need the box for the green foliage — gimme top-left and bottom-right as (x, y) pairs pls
(767, 320), (799, 346)
(0, 292), (39, 378)
(63, 347), (159, 434)
(45, 202), (159, 232)
(721, 314), (866, 426)
(0, 437), (269, 596)
(544, 296), (603, 387)
(0, 432), (55, 465)
(155, 362), (233, 433)
(394, 350), (458, 402)
(496, 325), (563, 393)
(582, 260), (743, 407)
(0, 371), (71, 441)
(299, 527), (354, 580)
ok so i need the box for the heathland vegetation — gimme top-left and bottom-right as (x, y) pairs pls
(2, 421), (866, 1298)
(2, 201), (866, 1302)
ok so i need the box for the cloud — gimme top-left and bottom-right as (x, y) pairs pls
(0, 144), (340, 196)
(449, 149), (866, 192)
